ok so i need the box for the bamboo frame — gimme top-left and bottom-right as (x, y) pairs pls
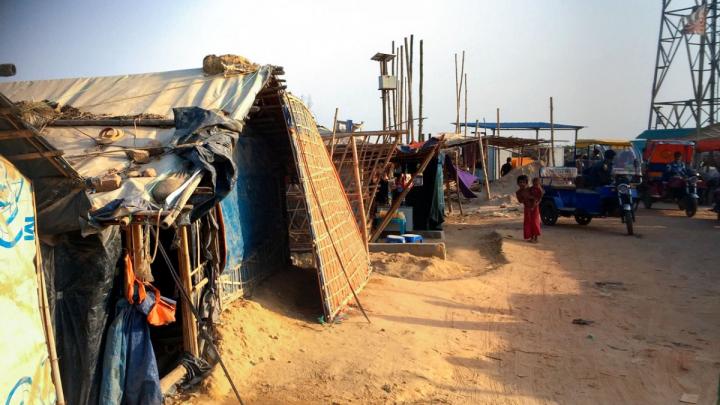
(285, 95), (371, 320)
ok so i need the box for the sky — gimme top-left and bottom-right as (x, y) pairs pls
(0, 0), (692, 142)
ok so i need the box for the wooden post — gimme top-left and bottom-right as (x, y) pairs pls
(330, 107), (339, 156)
(178, 225), (199, 357)
(370, 143), (440, 242)
(464, 73), (468, 138)
(399, 45), (405, 137)
(404, 36), (414, 143)
(550, 96), (555, 166)
(391, 41), (397, 130)
(29, 191), (65, 405)
(454, 150), (464, 215)
(418, 39), (424, 141)
(496, 108), (500, 178)
(454, 53), (459, 133)
(454, 51), (465, 134)
(350, 137), (369, 252)
(477, 120), (492, 200)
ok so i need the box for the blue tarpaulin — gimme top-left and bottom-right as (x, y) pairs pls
(219, 135), (289, 299)
(100, 296), (162, 405)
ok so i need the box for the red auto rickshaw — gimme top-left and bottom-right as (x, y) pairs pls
(639, 140), (702, 217)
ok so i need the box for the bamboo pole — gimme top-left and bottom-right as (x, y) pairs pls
(454, 150), (464, 215)
(477, 120), (492, 200)
(32, 198), (65, 405)
(398, 45), (405, 136)
(405, 36), (414, 143)
(550, 96), (555, 166)
(178, 225), (199, 357)
(496, 108), (501, 179)
(391, 41), (397, 130)
(350, 137), (369, 251)
(464, 73), (468, 138)
(330, 107), (339, 156)
(454, 51), (465, 134)
(418, 39), (424, 141)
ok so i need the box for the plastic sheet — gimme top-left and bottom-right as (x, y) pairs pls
(43, 227), (121, 405)
(100, 297), (162, 405)
(172, 107), (241, 221)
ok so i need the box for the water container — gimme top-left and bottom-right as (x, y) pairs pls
(385, 235), (405, 243)
(402, 234), (423, 243)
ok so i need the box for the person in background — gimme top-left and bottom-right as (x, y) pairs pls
(516, 175), (541, 243)
(501, 157), (513, 177)
(665, 151), (689, 179)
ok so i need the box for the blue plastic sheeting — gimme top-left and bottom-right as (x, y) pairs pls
(219, 135), (289, 299)
(459, 122), (584, 130)
(636, 128), (694, 140)
(100, 296), (162, 405)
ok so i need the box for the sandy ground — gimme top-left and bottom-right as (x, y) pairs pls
(177, 204), (720, 405)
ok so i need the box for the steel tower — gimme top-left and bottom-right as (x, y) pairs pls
(648, 0), (720, 129)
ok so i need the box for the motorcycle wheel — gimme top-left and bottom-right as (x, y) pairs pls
(624, 211), (634, 235)
(574, 214), (592, 225)
(685, 197), (698, 217)
(540, 200), (558, 226)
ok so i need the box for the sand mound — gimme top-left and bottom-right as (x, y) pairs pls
(371, 252), (487, 281)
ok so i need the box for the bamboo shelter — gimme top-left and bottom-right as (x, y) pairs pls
(0, 58), (370, 403)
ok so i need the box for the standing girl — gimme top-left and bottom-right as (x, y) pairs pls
(515, 175), (542, 242)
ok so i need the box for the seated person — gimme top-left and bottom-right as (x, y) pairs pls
(582, 150), (616, 188)
(664, 152), (689, 180)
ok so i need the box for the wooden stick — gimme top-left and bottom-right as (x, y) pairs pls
(370, 142), (440, 242)
(178, 225), (199, 357)
(330, 107), (339, 156)
(464, 73), (468, 138)
(350, 137), (369, 251)
(550, 96), (556, 166)
(496, 108), (501, 179)
(33, 222), (66, 405)
(477, 120), (492, 200)
(130, 224), (144, 279)
(454, 51), (465, 134)
(418, 39), (424, 141)
(455, 150), (464, 215)
(404, 36), (414, 143)
(390, 40), (396, 130)
(398, 45), (407, 136)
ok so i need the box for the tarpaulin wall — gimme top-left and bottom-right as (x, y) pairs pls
(42, 228), (121, 405)
(219, 134), (289, 303)
(0, 155), (56, 405)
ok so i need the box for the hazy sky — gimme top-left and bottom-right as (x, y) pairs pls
(0, 1), (689, 141)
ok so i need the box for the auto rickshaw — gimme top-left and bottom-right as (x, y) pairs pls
(638, 140), (701, 217)
(697, 138), (720, 220)
(541, 140), (641, 235)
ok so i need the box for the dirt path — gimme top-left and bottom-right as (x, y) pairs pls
(182, 207), (720, 404)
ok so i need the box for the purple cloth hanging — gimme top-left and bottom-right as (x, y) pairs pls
(446, 157), (478, 198)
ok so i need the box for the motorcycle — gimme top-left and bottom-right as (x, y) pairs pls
(669, 174), (700, 217)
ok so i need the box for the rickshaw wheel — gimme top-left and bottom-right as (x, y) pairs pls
(624, 211), (634, 235)
(574, 214), (592, 225)
(685, 197), (697, 217)
(540, 200), (558, 226)
(642, 193), (653, 209)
